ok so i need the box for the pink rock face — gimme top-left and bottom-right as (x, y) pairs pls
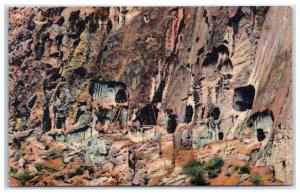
(8, 6), (292, 186)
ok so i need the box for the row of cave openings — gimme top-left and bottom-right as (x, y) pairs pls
(88, 80), (197, 134)
(41, 69), (257, 134)
(41, 80), (258, 138)
(87, 81), (257, 135)
(88, 80), (270, 144)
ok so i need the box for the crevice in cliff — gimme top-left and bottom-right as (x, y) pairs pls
(42, 104), (51, 133)
(152, 80), (165, 103)
(106, 19), (113, 34)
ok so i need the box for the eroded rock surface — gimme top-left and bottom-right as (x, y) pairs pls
(8, 6), (292, 186)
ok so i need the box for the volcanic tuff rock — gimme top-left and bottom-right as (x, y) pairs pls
(8, 6), (292, 186)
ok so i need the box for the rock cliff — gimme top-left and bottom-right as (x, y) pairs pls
(8, 6), (292, 186)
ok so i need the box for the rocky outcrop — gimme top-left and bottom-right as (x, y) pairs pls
(8, 6), (292, 186)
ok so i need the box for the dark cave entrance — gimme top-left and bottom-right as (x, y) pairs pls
(55, 117), (66, 129)
(115, 89), (127, 103)
(202, 47), (218, 68)
(247, 110), (273, 142)
(136, 104), (159, 126)
(233, 85), (255, 111)
(208, 107), (220, 120)
(184, 105), (194, 123)
(167, 111), (177, 134)
(73, 67), (87, 78)
(218, 132), (224, 140)
(256, 128), (266, 142)
(43, 105), (51, 133)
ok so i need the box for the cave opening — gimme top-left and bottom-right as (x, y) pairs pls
(56, 17), (65, 26)
(87, 13), (99, 33)
(55, 117), (65, 129)
(106, 19), (113, 34)
(256, 128), (266, 142)
(216, 44), (229, 55)
(74, 67), (87, 78)
(166, 110), (177, 134)
(247, 110), (273, 142)
(50, 68), (61, 81)
(233, 85), (255, 111)
(69, 10), (80, 24)
(202, 47), (218, 67)
(218, 132), (224, 140)
(89, 80), (127, 101)
(55, 34), (64, 46)
(184, 105), (194, 123)
(208, 107), (220, 120)
(136, 104), (159, 126)
(247, 109), (274, 128)
(115, 89), (127, 103)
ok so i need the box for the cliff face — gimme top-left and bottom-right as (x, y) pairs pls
(8, 6), (292, 186)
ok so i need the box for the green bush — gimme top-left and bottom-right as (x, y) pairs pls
(206, 157), (224, 178)
(208, 169), (219, 178)
(10, 171), (35, 183)
(182, 159), (207, 185)
(182, 157), (224, 185)
(67, 166), (87, 178)
(252, 175), (262, 186)
(239, 165), (250, 174)
(206, 156), (224, 170)
(182, 159), (206, 175)
(190, 171), (207, 185)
